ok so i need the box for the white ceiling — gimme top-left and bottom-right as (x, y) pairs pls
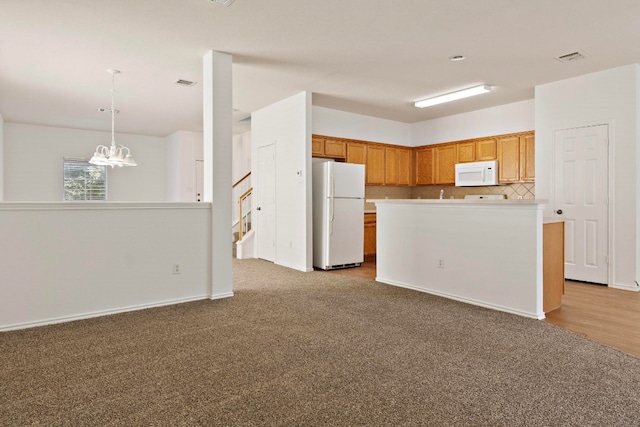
(1, 0), (639, 137)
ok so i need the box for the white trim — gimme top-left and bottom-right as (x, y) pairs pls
(0, 202), (209, 211)
(551, 121), (612, 287)
(210, 291), (234, 300)
(375, 277), (545, 320)
(0, 295), (209, 332)
(609, 283), (640, 292)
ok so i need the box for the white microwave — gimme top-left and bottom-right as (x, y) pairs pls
(455, 160), (499, 186)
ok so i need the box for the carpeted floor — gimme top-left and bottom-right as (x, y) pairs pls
(2, 258), (640, 426)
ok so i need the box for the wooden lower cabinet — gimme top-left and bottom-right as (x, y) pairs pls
(543, 221), (565, 313)
(364, 213), (377, 256)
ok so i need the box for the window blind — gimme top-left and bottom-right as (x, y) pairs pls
(63, 159), (107, 201)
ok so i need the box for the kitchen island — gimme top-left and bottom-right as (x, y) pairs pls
(370, 199), (557, 319)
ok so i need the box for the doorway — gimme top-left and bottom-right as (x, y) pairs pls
(257, 144), (276, 262)
(553, 124), (609, 284)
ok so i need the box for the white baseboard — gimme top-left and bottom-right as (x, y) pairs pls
(0, 295), (209, 332)
(210, 292), (234, 300)
(609, 282), (640, 292)
(375, 276), (545, 320)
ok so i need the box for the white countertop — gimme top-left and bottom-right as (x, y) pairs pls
(368, 198), (549, 206)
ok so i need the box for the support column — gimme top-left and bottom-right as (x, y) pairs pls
(203, 50), (233, 299)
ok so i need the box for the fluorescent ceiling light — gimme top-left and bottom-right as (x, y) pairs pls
(414, 84), (492, 108)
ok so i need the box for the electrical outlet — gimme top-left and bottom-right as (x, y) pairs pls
(173, 264), (181, 274)
(438, 259), (444, 268)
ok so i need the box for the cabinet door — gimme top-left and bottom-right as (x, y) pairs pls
(397, 148), (413, 186)
(366, 145), (386, 185)
(521, 133), (535, 182)
(312, 136), (325, 157)
(497, 136), (520, 183)
(476, 138), (497, 161)
(414, 147), (435, 185)
(457, 141), (476, 163)
(435, 144), (457, 185)
(363, 213), (377, 256)
(324, 138), (346, 159)
(346, 142), (366, 165)
(385, 147), (398, 185)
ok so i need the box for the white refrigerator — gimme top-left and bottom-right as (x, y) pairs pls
(312, 161), (365, 270)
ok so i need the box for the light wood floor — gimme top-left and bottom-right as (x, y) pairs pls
(329, 258), (640, 359)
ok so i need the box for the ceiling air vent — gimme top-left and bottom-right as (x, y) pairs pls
(555, 51), (587, 63)
(209, 0), (235, 6)
(173, 79), (197, 87)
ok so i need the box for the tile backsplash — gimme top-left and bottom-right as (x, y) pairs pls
(365, 183), (535, 210)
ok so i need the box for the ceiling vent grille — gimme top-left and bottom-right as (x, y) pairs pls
(173, 79), (197, 87)
(209, 0), (235, 6)
(555, 51), (587, 63)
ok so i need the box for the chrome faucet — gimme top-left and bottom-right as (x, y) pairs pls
(439, 189), (445, 199)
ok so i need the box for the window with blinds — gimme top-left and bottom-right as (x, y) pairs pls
(63, 159), (107, 201)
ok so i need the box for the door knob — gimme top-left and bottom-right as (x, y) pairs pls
(556, 209), (563, 215)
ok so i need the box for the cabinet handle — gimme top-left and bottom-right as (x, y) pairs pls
(556, 209), (563, 215)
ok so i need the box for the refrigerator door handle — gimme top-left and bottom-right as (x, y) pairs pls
(331, 171), (335, 198)
(329, 198), (334, 235)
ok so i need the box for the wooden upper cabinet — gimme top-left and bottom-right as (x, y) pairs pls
(457, 141), (476, 163)
(311, 135), (345, 159)
(497, 135), (521, 183)
(521, 133), (535, 182)
(312, 135), (325, 157)
(324, 138), (346, 159)
(414, 147), (435, 186)
(346, 141), (366, 165)
(476, 138), (497, 161)
(397, 148), (413, 186)
(434, 144), (457, 185)
(384, 147), (399, 185)
(366, 145), (386, 185)
(497, 132), (535, 183)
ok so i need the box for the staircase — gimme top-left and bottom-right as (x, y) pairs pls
(232, 172), (253, 258)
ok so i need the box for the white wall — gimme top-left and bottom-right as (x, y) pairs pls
(4, 123), (167, 201)
(166, 130), (203, 202)
(0, 113), (4, 201)
(410, 99), (535, 145)
(375, 200), (545, 319)
(252, 92), (313, 272)
(312, 106), (411, 146)
(0, 203), (211, 331)
(535, 64), (640, 289)
(233, 130), (251, 183)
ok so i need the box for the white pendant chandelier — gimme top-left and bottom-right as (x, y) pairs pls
(89, 69), (137, 168)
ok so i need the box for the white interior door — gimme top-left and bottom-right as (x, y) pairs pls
(195, 160), (203, 202)
(554, 124), (608, 284)
(257, 145), (276, 262)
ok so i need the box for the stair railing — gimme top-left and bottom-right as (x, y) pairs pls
(232, 172), (251, 232)
(238, 187), (253, 241)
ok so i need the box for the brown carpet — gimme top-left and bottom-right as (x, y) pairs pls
(2, 258), (640, 426)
